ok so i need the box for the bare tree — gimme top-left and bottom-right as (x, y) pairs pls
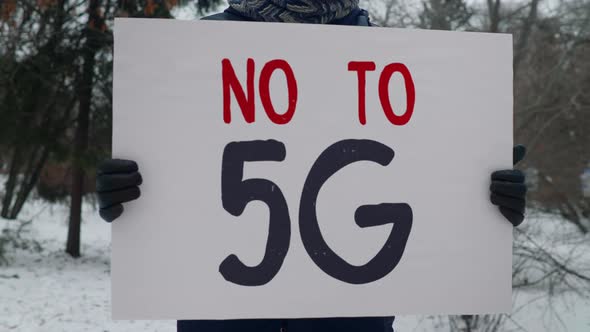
(66, 0), (107, 257)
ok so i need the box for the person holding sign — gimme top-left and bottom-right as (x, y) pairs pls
(99, 1), (528, 331)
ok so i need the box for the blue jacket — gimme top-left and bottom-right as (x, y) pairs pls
(178, 317), (394, 332)
(177, 8), (394, 332)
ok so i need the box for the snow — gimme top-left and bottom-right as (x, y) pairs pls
(1, 199), (590, 331)
(0, 200), (173, 332)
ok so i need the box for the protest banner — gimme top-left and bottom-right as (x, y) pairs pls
(113, 18), (513, 319)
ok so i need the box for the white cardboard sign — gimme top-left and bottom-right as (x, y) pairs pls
(113, 18), (513, 319)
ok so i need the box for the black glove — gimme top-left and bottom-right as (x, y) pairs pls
(96, 159), (142, 222)
(490, 145), (527, 227)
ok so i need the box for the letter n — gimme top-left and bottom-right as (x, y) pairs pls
(222, 58), (255, 123)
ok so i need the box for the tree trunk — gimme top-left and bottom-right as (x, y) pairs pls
(9, 147), (50, 219)
(66, 0), (103, 257)
(514, 0), (539, 70)
(486, 0), (501, 33)
(1, 148), (22, 219)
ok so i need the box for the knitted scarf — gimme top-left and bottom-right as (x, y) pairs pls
(228, 0), (360, 24)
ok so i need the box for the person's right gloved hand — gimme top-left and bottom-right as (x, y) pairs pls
(96, 159), (142, 222)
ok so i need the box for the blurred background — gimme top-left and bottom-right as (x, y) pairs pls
(0, 0), (589, 331)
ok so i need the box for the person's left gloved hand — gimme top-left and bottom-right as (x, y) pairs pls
(490, 145), (527, 227)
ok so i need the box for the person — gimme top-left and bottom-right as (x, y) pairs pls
(96, 1), (528, 331)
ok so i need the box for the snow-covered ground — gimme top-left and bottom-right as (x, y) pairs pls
(1, 199), (589, 332)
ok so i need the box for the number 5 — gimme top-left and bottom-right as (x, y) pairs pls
(220, 140), (291, 286)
